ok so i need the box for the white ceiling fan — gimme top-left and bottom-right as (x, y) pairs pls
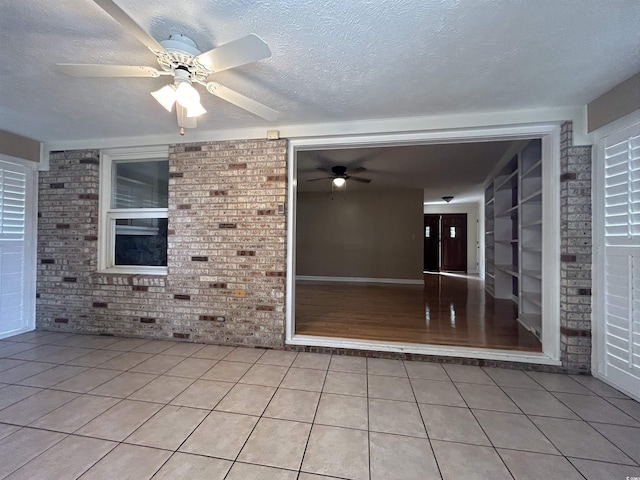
(57, 0), (278, 133)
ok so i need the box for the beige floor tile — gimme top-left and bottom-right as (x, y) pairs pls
(403, 361), (449, 381)
(215, 383), (276, 415)
(525, 371), (594, 395)
(0, 423), (20, 440)
(443, 364), (495, 385)
(473, 409), (559, 454)
(52, 335), (118, 349)
(531, 416), (634, 464)
(411, 378), (466, 406)
(302, 424), (369, 480)
(0, 389), (78, 425)
(456, 383), (520, 413)
(51, 368), (121, 394)
(239, 363), (288, 387)
(368, 375), (415, 402)
(132, 341), (176, 354)
(0, 359), (26, 372)
(130, 354), (184, 375)
(79, 443), (171, 480)
(329, 355), (367, 374)
(0, 343), (37, 358)
(315, 393), (368, 430)
(503, 387), (580, 419)
(224, 347), (266, 364)
(11, 346), (92, 364)
(190, 344), (235, 360)
(482, 367), (544, 389)
(280, 368), (326, 392)
(607, 397), (640, 422)
(159, 342), (206, 357)
(370, 431), (439, 480)
(31, 394), (120, 433)
(569, 375), (629, 398)
(0, 385), (42, 410)
(418, 404), (490, 445)
(0, 361), (56, 384)
(590, 422), (640, 464)
(367, 358), (407, 377)
(152, 452), (231, 480)
(264, 388), (320, 423)
(65, 349), (123, 368)
(170, 379), (233, 409)
(103, 338), (152, 352)
(323, 371), (367, 397)
(369, 398), (426, 438)
(0, 428), (66, 478)
(569, 458), (640, 480)
(554, 392), (639, 426)
(128, 375), (194, 404)
(16, 365), (87, 388)
(238, 417), (311, 470)
(201, 360), (251, 382)
(498, 449), (584, 480)
(89, 371), (157, 398)
(180, 410), (258, 459)
(126, 404), (207, 450)
(256, 349), (298, 367)
(226, 462), (297, 480)
(5, 435), (116, 480)
(164, 357), (218, 378)
(292, 352), (331, 370)
(75, 399), (162, 441)
(298, 474), (343, 480)
(96, 352), (153, 371)
(432, 440), (512, 480)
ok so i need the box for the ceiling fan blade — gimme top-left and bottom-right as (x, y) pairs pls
(176, 104), (197, 129)
(57, 64), (161, 77)
(349, 167), (367, 174)
(205, 82), (278, 121)
(348, 176), (372, 183)
(196, 34), (271, 73)
(306, 177), (332, 182)
(93, 0), (165, 52)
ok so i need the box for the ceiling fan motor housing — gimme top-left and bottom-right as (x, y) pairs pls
(156, 34), (211, 82)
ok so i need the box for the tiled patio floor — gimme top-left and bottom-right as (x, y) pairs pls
(0, 331), (638, 479)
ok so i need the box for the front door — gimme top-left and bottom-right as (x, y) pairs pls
(0, 158), (37, 338)
(441, 214), (467, 272)
(423, 214), (440, 271)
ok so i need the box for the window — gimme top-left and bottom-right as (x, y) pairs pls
(99, 146), (169, 274)
(450, 226), (456, 238)
(425, 226), (431, 238)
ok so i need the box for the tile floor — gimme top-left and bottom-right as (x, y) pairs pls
(0, 331), (638, 479)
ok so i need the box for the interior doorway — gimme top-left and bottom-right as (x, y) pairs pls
(424, 214), (467, 272)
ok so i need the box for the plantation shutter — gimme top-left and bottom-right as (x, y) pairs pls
(602, 122), (640, 396)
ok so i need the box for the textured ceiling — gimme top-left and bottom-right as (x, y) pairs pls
(1, 0), (639, 145)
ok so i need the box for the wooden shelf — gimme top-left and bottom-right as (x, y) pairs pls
(521, 189), (542, 203)
(521, 292), (542, 307)
(521, 269), (542, 280)
(496, 205), (518, 218)
(495, 264), (519, 277)
(495, 170), (518, 191)
(522, 159), (542, 178)
(521, 219), (543, 228)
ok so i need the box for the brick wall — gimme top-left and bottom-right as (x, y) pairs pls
(559, 121), (593, 373)
(36, 139), (288, 348)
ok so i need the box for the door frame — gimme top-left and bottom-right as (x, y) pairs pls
(0, 155), (38, 339)
(591, 109), (640, 400)
(286, 123), (561, 365)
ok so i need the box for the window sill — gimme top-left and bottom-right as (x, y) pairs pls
(90, 272), (167, 287)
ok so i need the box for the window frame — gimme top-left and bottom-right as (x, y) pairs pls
(98, 146), (169, 275)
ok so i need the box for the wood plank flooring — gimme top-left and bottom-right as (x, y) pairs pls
(295, 272), (542, 352)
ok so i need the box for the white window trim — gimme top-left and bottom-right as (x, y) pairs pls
(98, 145), (169, 275)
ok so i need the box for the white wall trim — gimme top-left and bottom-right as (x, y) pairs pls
(286, 122), (563, 364)
(44, 105), (587, 153)
(296, 276), (424, 285)
(289, 334), (562, 366)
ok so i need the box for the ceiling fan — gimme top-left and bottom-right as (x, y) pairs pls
(306, 165), (372, 187)
(57, 0), (278, 133)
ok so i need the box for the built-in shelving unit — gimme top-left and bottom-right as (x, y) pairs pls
(484, 139), (542, 340)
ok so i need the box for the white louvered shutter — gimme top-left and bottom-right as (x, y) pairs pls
(602, 122), (640, 397)
(0, 161), (30, 335)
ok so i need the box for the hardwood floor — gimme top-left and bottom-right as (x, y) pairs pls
(295, 272), (542, 352)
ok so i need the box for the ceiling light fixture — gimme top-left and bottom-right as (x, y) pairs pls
(332, 177), (346, 188)
(442, 196), (454, 203)
(150, 68), (207, 118)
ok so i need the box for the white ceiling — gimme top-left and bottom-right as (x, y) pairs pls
(1, 0), (639, 145)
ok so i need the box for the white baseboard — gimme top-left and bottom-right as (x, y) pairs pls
(296, 275), (424, 285)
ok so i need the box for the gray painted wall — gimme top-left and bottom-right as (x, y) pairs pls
(588, 72), (640, 132)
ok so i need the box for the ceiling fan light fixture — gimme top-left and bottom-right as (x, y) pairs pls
(332, 177), (346, 188)
(151, 84), (176, 112)
(175, 81), (200, 108)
